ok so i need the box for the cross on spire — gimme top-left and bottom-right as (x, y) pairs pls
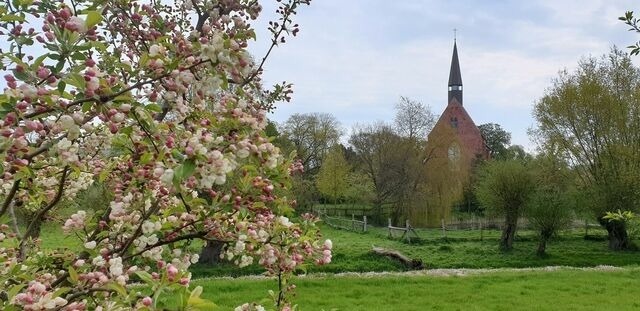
(453, 28), (457, 42)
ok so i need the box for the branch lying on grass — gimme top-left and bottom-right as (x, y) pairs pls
(371, 246), (424, 270)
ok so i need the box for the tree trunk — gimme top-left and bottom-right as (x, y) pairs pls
(500, 214), (518, 251)
(198, 240), (226, 265)
(371, 247), (424, 270)
(537, 229), (552, 256)
(372, 199), (384, 225)
(599, 216), (630, 251)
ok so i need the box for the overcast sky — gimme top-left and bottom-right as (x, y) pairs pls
(250, 0), (640, 150)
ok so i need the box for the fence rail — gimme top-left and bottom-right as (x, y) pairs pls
(318, 209), (368, 233)
(314, 210), (606, 241)
(299, 205), (393, 218)
(388, 218), (420, 243)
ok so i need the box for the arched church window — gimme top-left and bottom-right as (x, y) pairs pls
(450, 117), (458, 128)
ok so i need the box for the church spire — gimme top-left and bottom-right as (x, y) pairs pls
(448, 40), (463, 105)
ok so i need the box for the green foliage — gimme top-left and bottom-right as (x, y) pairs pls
(315, 145), (351, 204)
(478, 123), (511, 160)
(475, 160), (535, 250)
(475, 160), (534, 218)
(604, 210), (639, 239)
(620, 11), (640, 55)
(291, 176), (319, 209)
(343, 172), (375, 205)
(533, 48), (640, 217)
(527, 155), (576, 255)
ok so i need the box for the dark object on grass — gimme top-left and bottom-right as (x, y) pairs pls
(371, 246), (424, 270)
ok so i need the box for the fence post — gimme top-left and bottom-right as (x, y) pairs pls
(388, 218), (392, 238)
(352, 214), (355, 231)
(584, 219), (588, 237)
(363, 216), (367, 232)
(405, 219), (411, 243)
(480, 219), (483, 241)
(441, 218), (446, 238)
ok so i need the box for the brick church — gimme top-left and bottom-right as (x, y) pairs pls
(416, 41), (490, 227)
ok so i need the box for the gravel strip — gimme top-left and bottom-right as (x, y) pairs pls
(196, 265), (630, 282)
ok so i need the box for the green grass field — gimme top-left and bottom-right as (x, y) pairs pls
(35, 218), (640, 277)
(194, 268), (640, 310)
(191, 225), (640, 278)
(31, 216), (640, 310)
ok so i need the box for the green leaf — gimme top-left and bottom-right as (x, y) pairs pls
(113, 93), (133, 102)
(140, 152), (153, 165)
(6, 284), (26, 301)
(57, 81), (66, 94)
(82, 101), (92, 112)
(1, 14), (25, 22)
(12, 69), (29, 81)
(120, 126), (133, 135)
(31, 54), (49, 70)
(68, 266), (78, 284)
(51, 287), (71, 298)
(181, 159), (196, 178)
(188, 296), (217, 310)
(174, 159), (196, 183)
(105, 281), (128, 297)
(86, 11), (103, 28)
(71, 52), (87, 61)
(54, 59), (65, 72)
(145, 103), (163, 112)
(135, 271), (155, 285)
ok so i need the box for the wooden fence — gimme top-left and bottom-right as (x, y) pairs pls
(317, 209), (368, 233)
(300, 205), (393, 219)
(387, 218), (420, 243)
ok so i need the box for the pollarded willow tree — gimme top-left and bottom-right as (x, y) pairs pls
(0, 1), (332, 310)
(474, 160), (534, 251)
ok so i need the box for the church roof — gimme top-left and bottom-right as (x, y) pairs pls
(448, 42), (462, 86)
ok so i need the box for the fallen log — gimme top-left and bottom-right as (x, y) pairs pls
(371, 246), (424, 270)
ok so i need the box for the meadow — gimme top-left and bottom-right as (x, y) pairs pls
(37, 215), (640, 309)
(194, 268), (640, 311)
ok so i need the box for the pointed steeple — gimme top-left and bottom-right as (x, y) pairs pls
(448, 41), (463, 105)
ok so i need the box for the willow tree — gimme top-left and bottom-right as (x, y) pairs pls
(316, 145), (350, 204)
(532, 48), (640, 250)
(527, 155), (575, 256)
(475, 160), (534, 251)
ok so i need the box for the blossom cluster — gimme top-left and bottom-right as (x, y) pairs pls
(0, 0), (320, 310)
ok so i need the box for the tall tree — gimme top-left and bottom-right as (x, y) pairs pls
(478, 123), (511, 159)
(316, 145), (351, 204)
(349, 122), (427, 224)
(349, 123), (406, 222)
(475, 160), (535, 251)
(532, 48), (640, 250)
(280, 113), (342, 176)
(394, 96), (436, 141)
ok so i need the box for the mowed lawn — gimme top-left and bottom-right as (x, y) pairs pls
(195, 268), (640, 311)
